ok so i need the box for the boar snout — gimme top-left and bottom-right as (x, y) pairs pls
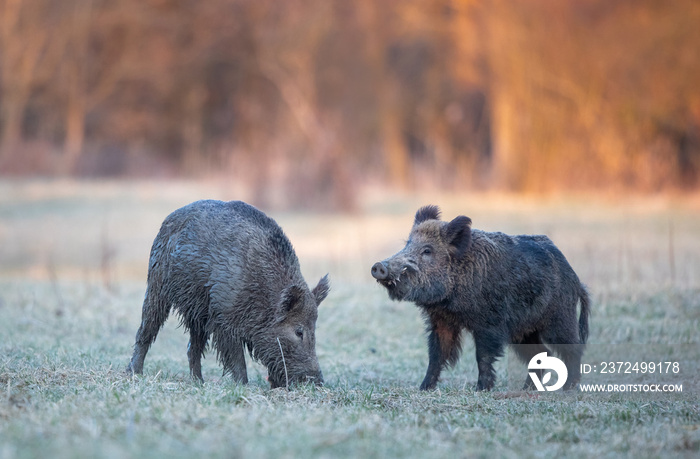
(269, 369), (323, 389)
(371, 262), (389, 280)
(307, 370), (324, 385)
(303, 365), (324, 386)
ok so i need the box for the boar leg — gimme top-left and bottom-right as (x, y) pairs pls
(211, 329), (248, 384)
(542, 321), (584, 390)
(560, 346), (583, 390)
(511, 331), (549, 390)
(473, 332), (505, 391)
(187, 326), (209, 382)
(549, 342), (584, 390)
(224, 343), (248, 385)
(127, 293), (171, 375)
(420, 311), (462, 390)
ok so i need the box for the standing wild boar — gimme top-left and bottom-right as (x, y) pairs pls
(126, 200), (329, 388)
(371, 205), (589, 391)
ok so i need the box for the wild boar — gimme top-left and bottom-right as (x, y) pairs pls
(371, 205), (589, 391)
(126, 200), (329, 388)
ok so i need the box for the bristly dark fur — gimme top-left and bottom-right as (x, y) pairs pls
(281, 285), (305, 313)
(312, 274), (331, 304)
(443, 215), (472, 258)
(414, 205), (441, 225)
(126, 200), (329, 388)
(372, 205), (590, 392)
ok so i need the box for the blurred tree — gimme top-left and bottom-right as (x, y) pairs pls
(0, 0), (698, 202)
(482, 0), (700, 191)
(0, 0), (63, 159)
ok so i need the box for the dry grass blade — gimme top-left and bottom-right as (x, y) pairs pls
(277, 337), (289, 390)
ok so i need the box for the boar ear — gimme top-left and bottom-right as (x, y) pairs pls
(443, 216), (472, 258)
(414, 205), (441, 225)
(312, 274), (330, 306)
(280, 285), (305, 313)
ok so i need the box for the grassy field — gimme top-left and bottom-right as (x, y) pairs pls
(0, 179), (699, 458)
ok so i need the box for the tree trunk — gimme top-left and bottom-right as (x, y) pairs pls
(63, 95), (86, 174)
(0, 90), (28, 160)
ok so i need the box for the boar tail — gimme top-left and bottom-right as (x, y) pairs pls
(578, 285), (590, 345)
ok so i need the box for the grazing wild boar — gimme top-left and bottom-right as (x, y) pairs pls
(126, 200), (329, 388)
(371, 205), (589, 391)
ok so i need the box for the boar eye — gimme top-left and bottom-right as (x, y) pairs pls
(295, 327), (304, 340)
(421, 247), (433, 256)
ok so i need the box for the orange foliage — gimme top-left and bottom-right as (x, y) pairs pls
(0, 0), (698, 207)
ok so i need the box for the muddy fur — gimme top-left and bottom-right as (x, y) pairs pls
(372, 205), (589, 391)
(126, 200), (329, 388)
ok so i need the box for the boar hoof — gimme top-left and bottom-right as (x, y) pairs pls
(125, 363), (141, 376)
(475, 380), (494, 391)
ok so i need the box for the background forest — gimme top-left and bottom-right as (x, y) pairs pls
(1, 0), (699, 208)
(2, 3), (699, 457)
